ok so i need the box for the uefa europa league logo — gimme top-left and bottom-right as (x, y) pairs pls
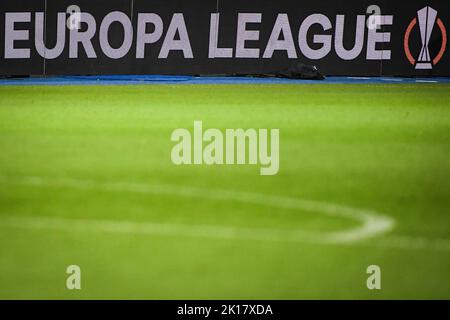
(404, 6), (447, 70)
(416, 7), (437, 69)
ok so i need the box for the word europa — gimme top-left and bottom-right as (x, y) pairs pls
(171, 121), (279, 175)
(177, 304), (273, 318)
(4, 9), (392, 60)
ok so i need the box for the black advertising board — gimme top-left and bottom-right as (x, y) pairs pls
(0, 0), (448, 76)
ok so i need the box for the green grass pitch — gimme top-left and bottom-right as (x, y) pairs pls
(0, 83), (449, 299)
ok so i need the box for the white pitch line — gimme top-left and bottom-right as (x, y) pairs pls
(376, 235), (450, 252)
(1, 176), (450, 251)
(0, 215), (290, 242)
(347, 77), (371, 80)
(0, 175), (395, 245)
(380, 78), (404, 82)
(416, 80), (437, 83)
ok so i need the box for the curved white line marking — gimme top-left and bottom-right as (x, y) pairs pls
(0, 175), (395, 244)
(376, 236), (450, 252)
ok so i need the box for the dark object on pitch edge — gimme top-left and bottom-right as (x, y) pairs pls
(232, 62), (325, 80)
(277, 62), (325, 80)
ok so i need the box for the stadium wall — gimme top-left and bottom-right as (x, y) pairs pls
(0, 0), (448, 77)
